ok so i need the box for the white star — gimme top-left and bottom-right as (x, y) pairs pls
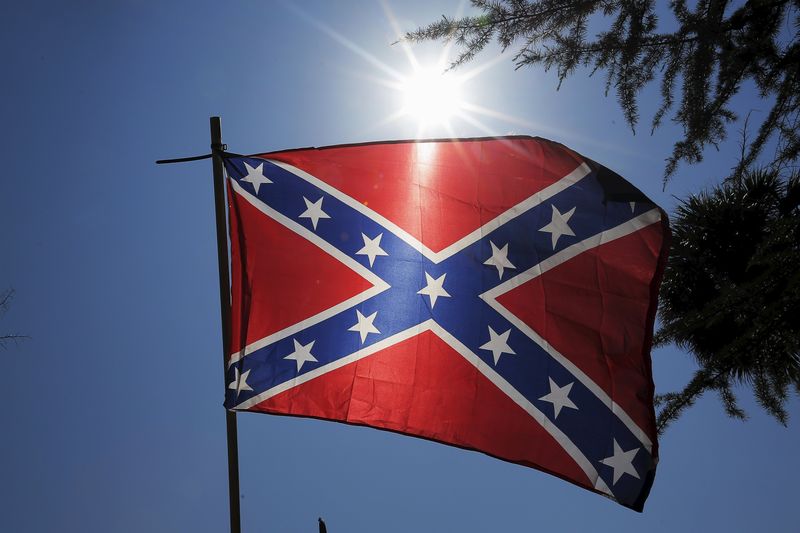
(479, 326), (516, 365)
(629, 201), (636, 213)
(539, 204), (576, 249)
(356, 233), (388, 267)
(240, 162), (272, 194)
(227, 367), (253, 396)
(348, 310), (380, 343)
(299, 196), (331, 230)
(283, 339), (318, 372)
(483, 241), (516, 279)
(539, 377), (578, 418)
(417, 272), (451, 308)
(600, 439), (640, 485)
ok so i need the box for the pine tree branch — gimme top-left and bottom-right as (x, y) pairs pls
(406, 0), (800, 182)
(656, 366), (733, 435)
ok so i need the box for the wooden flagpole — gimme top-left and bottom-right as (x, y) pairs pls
(210, 116), (242, 533)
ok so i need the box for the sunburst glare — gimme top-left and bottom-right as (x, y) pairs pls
(286, 0), (517, 139)
(399, 66), (465, 128)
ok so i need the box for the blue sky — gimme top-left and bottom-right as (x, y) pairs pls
(1, 1), (797, 531)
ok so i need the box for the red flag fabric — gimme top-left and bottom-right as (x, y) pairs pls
(223, 136), (668, 510)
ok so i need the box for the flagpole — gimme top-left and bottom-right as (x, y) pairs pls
(210, 116), (242, 533)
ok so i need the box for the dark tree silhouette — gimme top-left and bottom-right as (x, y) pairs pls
(405, 0), (800, 182)
(654, 169), (800, 432)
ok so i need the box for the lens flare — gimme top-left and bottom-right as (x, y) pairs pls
(400, 67), (464, 126)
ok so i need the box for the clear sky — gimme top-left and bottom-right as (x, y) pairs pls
(1, 1), (797, 532)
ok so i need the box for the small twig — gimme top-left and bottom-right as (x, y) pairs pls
(0, 289), (28, 349)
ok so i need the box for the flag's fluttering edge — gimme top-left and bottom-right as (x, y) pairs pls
(222, 137), (668, 511)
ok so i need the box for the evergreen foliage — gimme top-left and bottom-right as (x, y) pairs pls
(404, 0), (800, 182)
(654, 169), (800, 433)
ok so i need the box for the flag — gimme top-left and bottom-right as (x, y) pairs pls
(222, 136), (668, 511)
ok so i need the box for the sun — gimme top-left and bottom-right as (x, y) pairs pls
(399, 66), (465, 127)
(284, 1), (518, 138)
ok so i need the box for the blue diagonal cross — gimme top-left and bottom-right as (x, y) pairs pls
(223, 156), (656, 506)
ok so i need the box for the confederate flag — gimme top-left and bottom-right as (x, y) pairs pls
(222, 136), (668, 510)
